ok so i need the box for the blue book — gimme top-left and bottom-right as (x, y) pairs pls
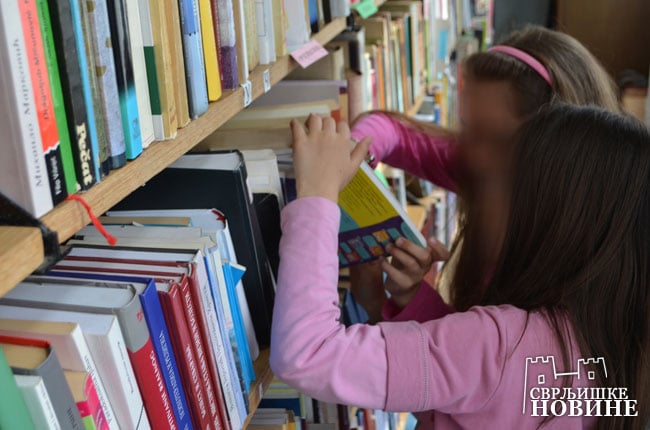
(47, 271), (194, 430)
(68, 0), (101, 181)
(222, 262), (255, 391)
(178, 0), (208, 118)
(204, 253), (249, 427)
(259, 398), (302, 417)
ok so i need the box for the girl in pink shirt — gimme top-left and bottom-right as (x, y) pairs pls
(270, 105), (650, 429)
(347, 26), (621, 324)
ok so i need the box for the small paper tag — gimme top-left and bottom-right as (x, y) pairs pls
(241, 80), (252, 107)
(263, 69), (271, 93)
(353, 0), (378, 19)
(290, 40), (328, 68)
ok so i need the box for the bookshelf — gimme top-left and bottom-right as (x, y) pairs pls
(244, 348), (275, 428)
(0, 17), (347, 298)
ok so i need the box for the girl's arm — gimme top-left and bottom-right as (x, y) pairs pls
(270, 197), (516, 413)
(381, 281), (454, 322)
(350, 113), (458, 192)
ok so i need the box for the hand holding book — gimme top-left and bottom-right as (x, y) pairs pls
(290, 114), (371, 203)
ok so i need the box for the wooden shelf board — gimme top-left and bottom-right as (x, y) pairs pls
(244, 348), (274, 429)
(0, 227), (43, 296)
(39, 18), (347, 246)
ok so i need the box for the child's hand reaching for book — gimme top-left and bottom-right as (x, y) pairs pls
(382, 237), (449, 308)
(291, 114), (371, 203)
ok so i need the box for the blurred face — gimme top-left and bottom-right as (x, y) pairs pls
(458, 79), (522, 265)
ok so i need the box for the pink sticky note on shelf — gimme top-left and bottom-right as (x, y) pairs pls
(290, 40), (328, 68)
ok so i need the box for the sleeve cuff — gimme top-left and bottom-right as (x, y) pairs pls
(382, 282), (454, 323)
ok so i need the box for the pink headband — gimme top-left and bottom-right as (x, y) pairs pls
(488, 45), (553, 86)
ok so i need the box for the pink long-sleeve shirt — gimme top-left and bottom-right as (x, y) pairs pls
(271, 198), (597, 429)
(351, 113), (458, 322)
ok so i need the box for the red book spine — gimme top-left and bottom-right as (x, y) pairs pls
(160, 280), (212, 429)
(187, 268), (228, 430)
(128, 338), (177, 429)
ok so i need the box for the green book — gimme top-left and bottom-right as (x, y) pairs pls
(36, 0), (79, 194)
(0, 346), (35, 430)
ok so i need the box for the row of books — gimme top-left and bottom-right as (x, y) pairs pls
(250, 384), (410, 430)
(0, 0), (350, 219)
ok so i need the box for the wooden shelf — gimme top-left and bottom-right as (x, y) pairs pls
(0, 227), (44, 296)
(243, 349), (274, 429)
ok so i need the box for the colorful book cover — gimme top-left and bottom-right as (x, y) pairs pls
(18, 0), (68, 203)
(338, 162), (425, 266)
(68, 0), (102, 181)
(64, 370), (109, 430)
(86, 0), (127, 170)
(178, 0), (209, 118)
(106, 0), (143, 159)
(48, 0), (97, 190)
(198, 0), (223, 101)
(0, 0), (53, 217)
(36, 0), (79, 193)
(211, 0), (239, 89)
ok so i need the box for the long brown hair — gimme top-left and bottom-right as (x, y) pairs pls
(478, 104), (649, 429)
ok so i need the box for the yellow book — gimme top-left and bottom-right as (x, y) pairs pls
(166, 0), (191, 126)
(272, 0), (288, 57)
(198, 0), (222, 101)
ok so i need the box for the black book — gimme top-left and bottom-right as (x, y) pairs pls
(47, 0), (97, 190)
(114, 150), (275, 346)
(253, 193), (281, 280)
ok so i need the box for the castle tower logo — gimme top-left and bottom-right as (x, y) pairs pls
(522, 355), (637, 417)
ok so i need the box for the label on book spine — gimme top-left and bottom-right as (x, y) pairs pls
(241, 80), (252, 107)
(290, 40), (328, 68)
(262, 69), (271, 93)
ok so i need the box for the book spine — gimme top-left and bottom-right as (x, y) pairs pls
(68, 0), (102, 182)
(47, 0), (97, 191)
(21, 347), (85, 429)
(204, 255), (245, 430)
(124, 0), (155, 147)
(166, 0), (191, 127)
(139, 280), (192, 430)
(86, 0), (127, 169)
(255, 0), (272, 64)
(192, 259), (232, 430)
(182, 274), (224, 430)
(144, 0), (178, 140)
(89, 320), (151, 430)
(36, 0), (78, 194)
(115, 299), (176, 429)
(271, 0), (286, 58)
(213, 0), (239, 89)
(105, 0), (143, 160)
(198, 0), (222, 101)
(243, 0), (258, 71)
(158, 285), (212, 429)
(18, 0), (67, 204)
(76, 372), (109, 430)
(0, 0), (53, 217)
(0, 349), (36, 429)
(15, 375), (60, 429)
(232, 0), (249, 82)
(177, 0), (209, 118)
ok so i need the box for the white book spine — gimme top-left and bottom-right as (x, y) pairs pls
(330, 0), (350, 18)
(198, 253), (244, 430)
(15, 375), (61, 430)
(137, 0), (164, 140)
(86, 319), (152, 430)
(255, 0), (275, 64)
(125, 0), (155, 146)
(0, 1), (53, 217)
(69, 327), (119, 430)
